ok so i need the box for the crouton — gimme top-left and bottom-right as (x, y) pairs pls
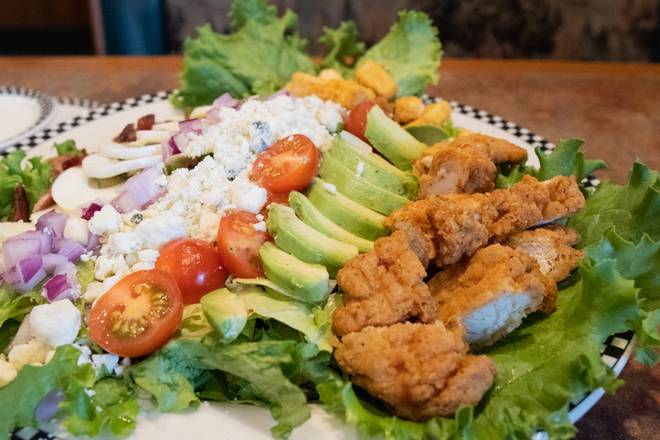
(355, 60), (398, 99)
(394, 96), (425, 124)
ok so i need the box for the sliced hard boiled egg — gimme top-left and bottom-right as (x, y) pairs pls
(136, 130), (171, 145)
(82, 153), (162, 179)
(52, 167), (123, 212)
(100, 143), (160, 160)
(190, 105), (213, 119)
(152, 121), (179, 131)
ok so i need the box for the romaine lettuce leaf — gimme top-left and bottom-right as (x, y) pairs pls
(0, 150), (52, 219)
(497, 138), (606, 188)
(569, 160), (659, 246)
(319, 21), (366, 76)
(0, 345), (138, 440)
(174, 0), (315, 108)
(360, 11), (442, 96)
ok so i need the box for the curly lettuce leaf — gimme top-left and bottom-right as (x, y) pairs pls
(360, 11), (442, 96)
(0, 150), (52, 219)
(569, 160), (659, 246)
(319, 21), (366, 76)
(0, 288), (43, 329)
(0, 345), (138, 440)
(497, 138), (606, 188)
(175, 1), (315, 108)
(53, 139), (83, 157)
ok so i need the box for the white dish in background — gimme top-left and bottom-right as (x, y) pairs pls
(0, 87), (55, 150)
(17, 93), (635, 440)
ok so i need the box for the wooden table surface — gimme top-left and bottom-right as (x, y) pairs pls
(1, 56), (659, 439)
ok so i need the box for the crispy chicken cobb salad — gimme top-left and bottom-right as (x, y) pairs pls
(1, 1), (658, 439)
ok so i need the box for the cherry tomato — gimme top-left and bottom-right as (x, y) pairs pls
(266, 191), (291, 206)
(88, 270), (183, 357)
(251, 134), (319, 193)
(345, 101), (375, 141)
(217, 211), (271, 278)
(155, 238), (227, 304)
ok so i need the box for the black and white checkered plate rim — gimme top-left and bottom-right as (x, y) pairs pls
(10, 91), (632, 440)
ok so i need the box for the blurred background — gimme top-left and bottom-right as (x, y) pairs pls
(0, 0), (658, 61)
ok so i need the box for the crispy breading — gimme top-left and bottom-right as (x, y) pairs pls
(334, 321), (496, 420)
(429, 244), (557, 347)
(504, 225), (584, 282)
(451, 134), (528, 164)
(413, 135), (528, 198)
(386, 175), (585, 267)
(416, 144), (497, 198)
(287, 72), (375, 108)
(394, 96), (425, 124)
(355, 60), (398, 99)
(407, 100), (453, 127)
(332, 231), (436, 336)
(319, 68), (343, 80)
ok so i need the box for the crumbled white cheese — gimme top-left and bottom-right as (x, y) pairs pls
(74, 343), (93, 366)
(253, 221), (267, 232)
(356, 161), (365, 176)
(27, 299), (81, 347)
(323, 182), (337, 194)
(89, 205), (122, 235)
(135, 216), (187, 250)
(64, 217), (90, 245)
(8, 339), (51, 370)
(228, 171), (268, 213)
(91, 354), (119, 374)
(0, 357), (17, 388)
(106, 232), (143, 255)
(84, 389), (96, 397)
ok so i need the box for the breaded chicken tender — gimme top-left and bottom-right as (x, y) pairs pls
(287, 72), (375, 108)
(429, 244), (557, 347)
(414, 134), (528, 198)
(334, 321), (496, 420)
(332, 231), (436, 336)
(386, 175), (585, 267)
(355, 60), (398, 99)
(504, 225), (584, 282)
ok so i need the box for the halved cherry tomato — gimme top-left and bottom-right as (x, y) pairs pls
(155, 238), (227, 304)
(266, 191), (291, 206)
(345, 101), (375, 141)
(88, 270), (183, 357)
(251, 134), (319, 193)
(217, 211), (271, 278)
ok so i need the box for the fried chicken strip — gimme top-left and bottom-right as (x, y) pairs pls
(414, 134), (528, 198)
(386, 175), (585, 267)
(504, 225), (584, 282)
(429, 244), (556, 348)
(334, 321), (496, 421)
(332, 231), (436, 336)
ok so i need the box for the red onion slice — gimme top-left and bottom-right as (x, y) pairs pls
(16, 255), (46, 291)
(213, 92), (239, 109)
(44, 273), (71, 301)
(267, 88), (290, 100)
(111, 167), (163, 213)
(54, 239), (85, 262)
(35, 210), (68, 239)
(42, 253), (70, 273)
(2, 237), (43, 270)
(178, 118), (203, 134)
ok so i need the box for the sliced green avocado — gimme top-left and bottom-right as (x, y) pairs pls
(320, 153), (408, 215)
(365, 105), (427, 170)
(289, 191), (374, 253)
(327, 134), (418, 198)
(307, 178), (388, 241)
(258, 242), (331, 302)
(265, 205), (358, 276)
(200, 289), (247, 344)
(405, 124), (453, 145)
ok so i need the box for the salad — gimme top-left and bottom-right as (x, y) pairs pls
(1, 1), (658, 439)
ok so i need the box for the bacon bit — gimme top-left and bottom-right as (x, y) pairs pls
(137, 114), (155, 130)
(50, 153), (86, 177)
(114, 123), (137, 143)
(12, 184), (30, 222)
(33, 190), (55, 212)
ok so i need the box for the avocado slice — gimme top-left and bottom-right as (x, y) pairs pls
(265, 205), (358, 276)
(405, 124), (454, 145)
(289, 191), (374, 252)
(200, 289), (248, 344)
(365, 105), (427, 170)
(320, 153), (408, 215)
(258, 242), (330, 301)
(307, 178), (388, 241)
(327, 134), (418, 198)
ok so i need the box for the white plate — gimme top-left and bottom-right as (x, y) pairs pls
(0, 87), (55, 150)
(18, 93), (635, 440)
